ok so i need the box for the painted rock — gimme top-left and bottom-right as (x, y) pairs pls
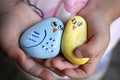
(61, 16), (89, 65)
(20, 18), (64, 59)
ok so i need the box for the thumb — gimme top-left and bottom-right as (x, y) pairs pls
(74, 32), (110, 58)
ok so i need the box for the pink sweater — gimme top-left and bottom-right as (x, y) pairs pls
(23, 0), (88, 22)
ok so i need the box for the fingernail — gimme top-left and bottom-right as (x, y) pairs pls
(75, 50), (83, 58)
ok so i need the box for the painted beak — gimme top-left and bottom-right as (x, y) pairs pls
(53, 28), (57, 32)
(72, 25), (76, 30)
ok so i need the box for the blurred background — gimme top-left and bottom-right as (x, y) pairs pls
(102, 40), (120, 80)
(0, 40), (120, 80)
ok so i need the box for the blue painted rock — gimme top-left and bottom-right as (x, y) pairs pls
(20, 18), (64, 59)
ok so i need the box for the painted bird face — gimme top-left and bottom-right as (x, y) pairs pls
(20, 17), (64, 59)
(51, 21), (64, 32)
(71, 18), (83, 30)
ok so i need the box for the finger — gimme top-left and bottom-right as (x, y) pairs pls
(0, 41), (54, 80)
(44, 57), (79, 77)
(74, 15), (110, 58)
(35, 58), (66, 77)
(48, 67), (66, 77)
(21, 56), (54, 80)
(49, 57), (79, 70)
(75, 28), (110, 58)
(76, 3), (111, 58)
(64, 57), (101, 79)
(45, 57), (64, 68)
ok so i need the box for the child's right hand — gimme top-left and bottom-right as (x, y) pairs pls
(0, 1), (54, 80)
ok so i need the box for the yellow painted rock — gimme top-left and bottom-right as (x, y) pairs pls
(61, 16), (89, 65)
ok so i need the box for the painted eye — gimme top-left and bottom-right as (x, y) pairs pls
(58, 25), (63, 30)
(77, 22), (83, 27)
(51, 22), (57, 27)
(71, 18), (77, 24)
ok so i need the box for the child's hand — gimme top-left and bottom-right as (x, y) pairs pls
(45, 13), (110, 79)
(44, 0), (113, 79)
(64, 10), (110, 79)
(0, 1), (54, 80)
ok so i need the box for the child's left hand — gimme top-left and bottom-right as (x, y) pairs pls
(42, 3), (111, 79)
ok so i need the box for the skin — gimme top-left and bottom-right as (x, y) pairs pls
(45, 0), (120, 79)
(0, 0), (120, 80)
(0, 1), (54, 80)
